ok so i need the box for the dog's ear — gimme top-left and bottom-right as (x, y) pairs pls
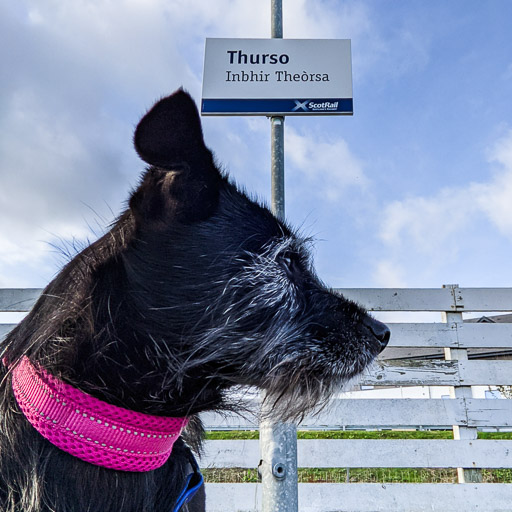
(130, 89), (221, 225)
(134, 89), (210, 168)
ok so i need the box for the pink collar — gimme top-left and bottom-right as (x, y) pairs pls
(10, 356), (188, 472)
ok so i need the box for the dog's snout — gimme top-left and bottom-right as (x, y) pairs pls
(364, 317), (390, 352)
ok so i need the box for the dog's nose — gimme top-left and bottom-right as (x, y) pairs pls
(364, 317), (391, 352)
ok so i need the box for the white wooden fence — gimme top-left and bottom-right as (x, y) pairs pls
(2, 286), (512, 511)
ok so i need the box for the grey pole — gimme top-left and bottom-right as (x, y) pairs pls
(270, 0), (285, 222)
(271, 116), (285, 220)
(260, 2), (299, 512)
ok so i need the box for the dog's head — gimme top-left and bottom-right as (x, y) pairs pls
(125, 90), (389, 418)
(5, 90), (388, 421)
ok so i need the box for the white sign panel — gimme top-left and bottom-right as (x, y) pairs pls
(201, 38), (353, 116)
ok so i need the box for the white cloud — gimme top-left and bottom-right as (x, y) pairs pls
(285, 127), (368, 201)
(283, 0), (370, 39)
(379, 187), (478, 254)
(474, 130), (512, 237)
(373, 260), (408, 288)
(375, 129), (512, 287)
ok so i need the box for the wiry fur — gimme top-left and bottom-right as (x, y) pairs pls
(0, 90), (389, 511)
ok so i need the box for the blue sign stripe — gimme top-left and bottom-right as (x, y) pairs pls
(201, 98), (353, 115)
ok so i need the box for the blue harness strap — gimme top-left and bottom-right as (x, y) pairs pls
(172, 457), (204, 512)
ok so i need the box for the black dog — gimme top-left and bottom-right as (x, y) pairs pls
(0, 90), (389, 512)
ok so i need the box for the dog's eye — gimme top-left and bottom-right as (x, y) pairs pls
(280, 251), (299, 278)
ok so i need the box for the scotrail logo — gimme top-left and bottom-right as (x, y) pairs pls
(292, 100), (310, 112)
(292, 99), (339, 112)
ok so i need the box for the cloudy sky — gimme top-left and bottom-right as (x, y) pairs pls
(2, 0), (512, 304)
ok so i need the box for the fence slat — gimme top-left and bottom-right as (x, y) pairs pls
(297, 439), (512, 469)
(386, 322), (512, 349)
(335, 287), (512, 312)
(201, 398), (463, 430)
(205, 483), (261, 512)
(4, 320), (510, 350)
(3, 287), (512, 313)
(360, 360), (512, 386)
(457, 323), (512, 349)
(361, 360), (459, 386)
(335, 288), (456, 311)
(466, 399), (512, 427)
(313, 398), (512, 429)
(458, 360), (512, 386)
(201, 398), (512, 429)
(0, 324), (16, 339)
(201, 439), (512, 469)
(202, 440), (259, 468)
(299, 398), (468, 428)
(205, 483), (512, 512)
(458, 288), (512, 312)
(300, 483), (512, 512)
(0, 288), (41, 312)
(386, 323), (457, 347)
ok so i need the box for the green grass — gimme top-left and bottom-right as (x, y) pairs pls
(478, 431), (512, 440)
(206, 430), (259, 440)
(203, 467), (512, 484)
(296, 430), (454, 440)
(205, 429), (512, 440)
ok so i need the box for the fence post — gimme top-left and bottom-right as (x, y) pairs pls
(442, 284), (483, 484)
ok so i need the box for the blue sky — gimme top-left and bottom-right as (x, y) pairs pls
(1, 0), (512, 298)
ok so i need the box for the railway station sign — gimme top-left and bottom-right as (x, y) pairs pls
(201, 38), (353, 116)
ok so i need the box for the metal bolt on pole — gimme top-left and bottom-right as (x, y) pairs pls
(259, 1), (299, 512)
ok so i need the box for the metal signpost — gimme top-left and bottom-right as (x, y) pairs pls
(201, 2), (352, 509)
(260, 5), (296, 510)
